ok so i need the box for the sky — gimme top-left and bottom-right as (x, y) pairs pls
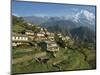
(12, 1), (96, 17)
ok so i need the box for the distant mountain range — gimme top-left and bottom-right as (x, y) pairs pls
(23, 16), (49, 25)
(23, 14), (95, 31)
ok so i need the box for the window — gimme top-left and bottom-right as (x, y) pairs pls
(12, 36), (15, 40)
(25, 37), (28, 40)
(19, 37), (22, 40)
(22, 37), (25, 40)
(16, 37), (18, 40)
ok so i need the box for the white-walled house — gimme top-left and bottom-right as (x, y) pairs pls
(25, 30), (35, 40)
(65, 36), (70, 40)
(35, 33), (46, 41)
(47, 33), (55, 41)
(40, 41), (59, 52)
(25, 30), (34, 36)
(57, 33), (62, 38)
(12, 34), (29, 46)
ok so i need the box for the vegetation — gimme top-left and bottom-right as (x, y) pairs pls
(12, 16), (96, 74)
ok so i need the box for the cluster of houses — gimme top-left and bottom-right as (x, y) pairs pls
(12, 25), (73, 65)
(12, 27), (60, 52)
(12, 33), (29, 46)
(12, 25), (72, 53)
(25, 27), (55, 41)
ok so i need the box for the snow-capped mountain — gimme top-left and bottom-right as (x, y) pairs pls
(72, 10), (95, 30)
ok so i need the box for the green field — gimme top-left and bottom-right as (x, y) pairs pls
(12, 46), (96, 74)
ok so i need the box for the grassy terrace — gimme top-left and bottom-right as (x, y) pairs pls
(12, 45), (95, 74)
(12, 46), (42, 58)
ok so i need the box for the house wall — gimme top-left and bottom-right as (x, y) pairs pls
(25, 32), (34, 35)
(12, 35), (29, 46)
(12, 36), (28, 41)
(47, 45), (59, 52)
(46, 42), (59, 52)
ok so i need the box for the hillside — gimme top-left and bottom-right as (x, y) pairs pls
(70, 26), (96, 43)
(12, 15), (96, 74)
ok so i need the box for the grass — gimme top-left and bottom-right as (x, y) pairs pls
(12, 60), (56, 74)
(63, 49), (91, 70)
(12, 46), (96, 74)
(12, 47), (44, 59)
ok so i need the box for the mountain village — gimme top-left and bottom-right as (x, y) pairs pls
(12, 17), (96, 74)
(12, 23), (73, 66)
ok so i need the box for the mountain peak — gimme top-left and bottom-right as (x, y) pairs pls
(73, 10), (95, 25)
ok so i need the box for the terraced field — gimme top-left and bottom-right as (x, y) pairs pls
(12, 46), (96, 74)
